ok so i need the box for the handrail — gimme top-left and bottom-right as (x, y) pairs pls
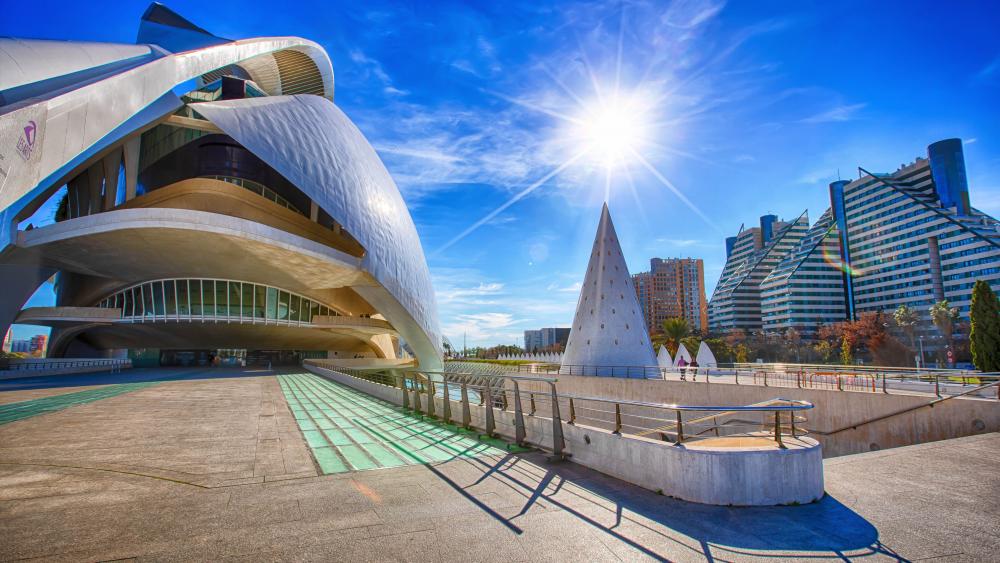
(813, 379), (1000, 436)
(544, 393), (813, 413)
(1, 358), (131, 372)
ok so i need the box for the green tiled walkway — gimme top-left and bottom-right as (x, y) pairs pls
(0, 382), (159, 426)
(278, 372), (509, 474)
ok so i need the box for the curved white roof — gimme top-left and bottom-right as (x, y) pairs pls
(194, 95), (442, 366)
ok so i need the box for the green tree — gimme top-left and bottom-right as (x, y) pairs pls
(970, 280), (1000, 372)
(813, 340), (834, 363)
(930, 300), (959, 363)
(840, 336), (853, 366)
(893, 304), (920, 364)
(661, 317), (690, 355)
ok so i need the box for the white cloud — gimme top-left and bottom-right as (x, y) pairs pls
(799, 103), (866, 124)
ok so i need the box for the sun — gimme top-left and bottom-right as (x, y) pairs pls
(572, 94), (649, 169)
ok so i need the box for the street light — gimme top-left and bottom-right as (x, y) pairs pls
(918, 335), (925, 370)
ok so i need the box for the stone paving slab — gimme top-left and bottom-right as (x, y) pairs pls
(0, 367), (997, 561)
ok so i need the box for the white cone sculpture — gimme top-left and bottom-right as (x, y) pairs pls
(696, 341), (717, 367)
(561, 204), (657, 376)
(673, 342), (693, 367)
(657, 345), (673, 369)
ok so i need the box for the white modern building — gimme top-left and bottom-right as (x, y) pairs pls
(708, 213), (810, 332)
(715, 138), (1000, 338)
(0, 3), (442, 368)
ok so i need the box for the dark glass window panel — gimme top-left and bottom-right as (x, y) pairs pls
(177, 281), (189, 316)
(203, 280), (215, 317)
(310, 301), (320, 321)
(153, 282), (165, 316)
(302, 299), (312, 323)
(255, 285), (266, 318)
(165, 281), (176, 316)
(278, 291), (289, 321)
(229, 282), (241, 318)
(134, 287), (144, 317)
(144, 284), (154, 318)
(216, 282), (227, 316)
(189, 280), (202, 316)
(290, 294), (301, 322)
(266, 287), (278, 319)
(242, 283), (253, 317)
(123, 290), (133, 318)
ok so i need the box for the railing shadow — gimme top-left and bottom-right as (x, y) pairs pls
(439, 451), (890, 560)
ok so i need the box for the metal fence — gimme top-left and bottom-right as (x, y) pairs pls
(311, 363), (815, 455)
(0, 358), (131, 373)
(444, 360), (1000, 400)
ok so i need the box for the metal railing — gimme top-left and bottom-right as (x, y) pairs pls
(444, 360), (1000, 400)
(0, 358), (131, 373)
(313, 364), (814, 454)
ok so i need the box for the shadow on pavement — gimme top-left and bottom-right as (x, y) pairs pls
(447, 452), (893, 560)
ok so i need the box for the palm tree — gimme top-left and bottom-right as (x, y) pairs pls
(893, 304), (920, 365)
(661, 317), (690, 355)
(930, 300), (959, 364)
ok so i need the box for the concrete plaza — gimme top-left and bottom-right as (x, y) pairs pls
(0, 367), (997, 561)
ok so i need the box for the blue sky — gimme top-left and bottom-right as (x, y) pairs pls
(4, 0), (1000, 347)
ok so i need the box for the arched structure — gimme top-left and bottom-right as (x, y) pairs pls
(0, 3), (441, 368)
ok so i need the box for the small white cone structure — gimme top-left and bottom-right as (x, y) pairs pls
(657, 345), (673, 369)
(696, 341), (717, 367)
(673, 343), (693, 367)
(562, 204), (657, 376)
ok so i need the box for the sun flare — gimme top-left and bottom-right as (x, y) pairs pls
(572, 95), (649, 169)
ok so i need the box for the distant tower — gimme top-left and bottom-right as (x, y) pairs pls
(562, 204), (657, 375)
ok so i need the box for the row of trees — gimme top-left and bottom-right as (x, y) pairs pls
(647, 281), (1000, 371)
(449, 281), (1000, 371)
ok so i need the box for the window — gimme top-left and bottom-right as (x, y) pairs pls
(216, 282), (227, 316)
(165, 281), (176, 316)
(177, 281), (189, 316)
(242, 283), (253, 318)
(254, 285), (266, 319)
(190, 280), (202, 317)
(203, 280), (215, 318)
(278, 291), (289, 321)
(290, 294), (301, 322)
(302, 299), (312, 323)
(266, 287), (278, 319)
(143, 284), (154, 318)
(153, 282), (165, 316)
(123, 289), (133, 318)
(229, 282), (241, 319)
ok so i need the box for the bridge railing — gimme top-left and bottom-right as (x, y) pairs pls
(0, 358), (131, 373)
(320, 364), (815, 454)
(444, 360), (1000, 400)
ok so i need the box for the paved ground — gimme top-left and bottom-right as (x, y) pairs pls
(0, 367), (997, 561)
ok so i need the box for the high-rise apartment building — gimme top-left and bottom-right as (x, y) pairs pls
(761, 209), (848, 335)
(523, 327), (570, 352)
(1, 328), (11, 353)
(29, 334), (47, 355)
(633, 258), (708, 333)
(716, 138), (1000, 335)
(708, 213), (811, 331)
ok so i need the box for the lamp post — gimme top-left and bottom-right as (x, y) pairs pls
(918, 335), (925, 370)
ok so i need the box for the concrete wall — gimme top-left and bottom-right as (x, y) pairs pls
(311, 367), (825, 506)
(514, 374), (1000, 457)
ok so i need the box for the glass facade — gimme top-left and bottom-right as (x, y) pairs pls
(96, 279), (341, 324)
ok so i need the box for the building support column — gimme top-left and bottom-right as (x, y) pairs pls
(102, 148), (123, 210)
(123, 136), (140, 201)
(0, 264), (57, 347)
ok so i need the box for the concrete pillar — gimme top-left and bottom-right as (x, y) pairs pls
(0, 264), (57, 345)
(86, 162), (104, 216)
(123, 136), (140, 201)
(101, 149), (123, 210)
(67, 175), (88, 219)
